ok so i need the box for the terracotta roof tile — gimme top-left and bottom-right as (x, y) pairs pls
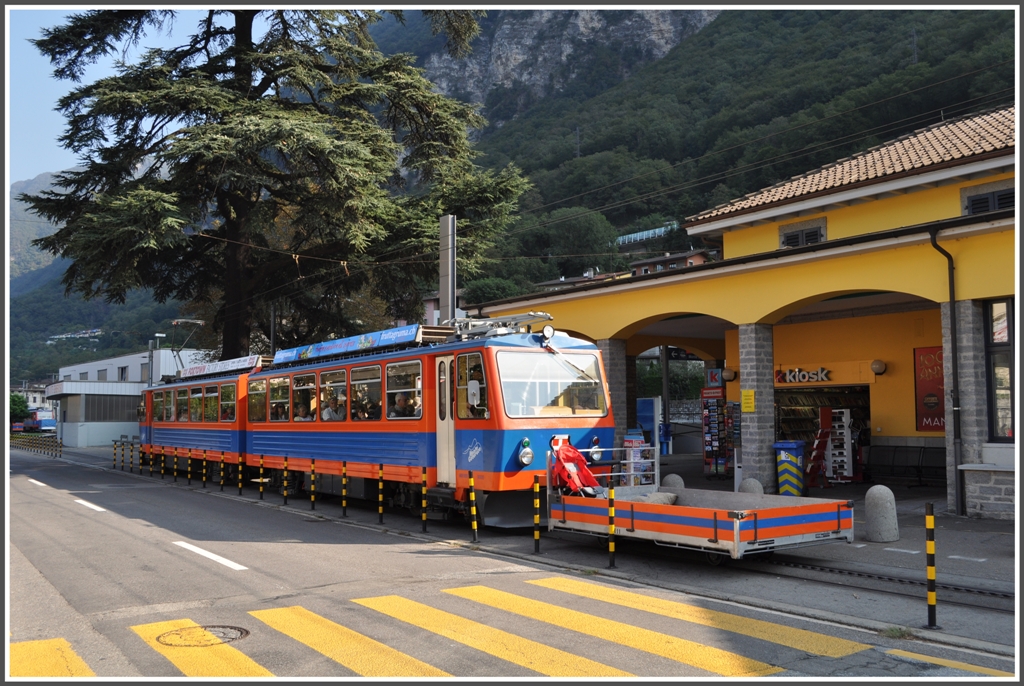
(688, 106), (1015, 223)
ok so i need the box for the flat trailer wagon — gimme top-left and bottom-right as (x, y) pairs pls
(547, 444), (854, 561)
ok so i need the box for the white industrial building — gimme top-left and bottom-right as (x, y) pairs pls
(45, 348), (209, 447)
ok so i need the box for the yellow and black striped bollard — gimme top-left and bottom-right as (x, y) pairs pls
(59, 438), (63, 460)
(173, 452), (178, 482)
(202, 449), (207, 488)
(608, 486), (616, 568)
(187, 448), (192, 485)
(421, 467), (428, 532)
(310, 459), (316, 511)
(342, 461), (347, 517)
(219, 451), (225, 492)
(238, 455), (244, 495)
(148, 445), (153, 477)
(283, 456), (289, 506)
(378, 463), (384, 524)
(120, 440), (125, 470)
(924, 502), (941, 630)
(468, 470), (479, 543)
(129, 441), (134, 473)
(160, 448), (165, 479)
(259, 455), (265, 500)
(533, 475), (541, 554)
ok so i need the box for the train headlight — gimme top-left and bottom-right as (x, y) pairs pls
(518, 438), (534, 466)
(542, 324), (555, 341)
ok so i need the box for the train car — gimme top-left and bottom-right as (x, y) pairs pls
(23, 408), (56, 433)
(140, 313), (615, 526)
(141, 355), (264, 475)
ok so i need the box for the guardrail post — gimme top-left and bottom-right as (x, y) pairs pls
(533, 475), (541, 554)
(378, 463), (384, 524)
(421, 467), (428, 532)
(608, 486), (616, 568)
(283, 456), (289, 506)
(468, 470), (479, 542)
(924, 502), (941, 630)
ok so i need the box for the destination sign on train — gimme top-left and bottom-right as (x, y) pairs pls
(273, 324), (421, 365)
(180, 355), (261, 378)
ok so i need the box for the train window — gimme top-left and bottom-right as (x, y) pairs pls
(190, 387), (204, 422)
(438, 361), (447, 421)
(176, 389), (188, 422)
(248, 380), (267, 422)
(220, 384), (236, 421)
(292, 374), (316, 422)
(204, 386), (219, 422)
(456, 353), (487, 420)
(351, 366), (382, 421)
(497, 351), (607, 418)
(386, 361), (422, 419)
(269, 377), (290, 421)
(153, 392), (163, 422)
(320, 370), (347, 421)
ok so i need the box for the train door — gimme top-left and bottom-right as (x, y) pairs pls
(436, 355), (456, 486)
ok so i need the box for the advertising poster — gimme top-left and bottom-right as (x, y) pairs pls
(914, 346), (945, 431)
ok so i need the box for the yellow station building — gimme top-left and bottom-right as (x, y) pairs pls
(475, 106), (1016, 519)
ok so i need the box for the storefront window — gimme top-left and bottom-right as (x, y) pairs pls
(986, 299), (1014, 442)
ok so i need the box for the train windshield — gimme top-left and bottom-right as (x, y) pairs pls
(497, 351), (607, 418)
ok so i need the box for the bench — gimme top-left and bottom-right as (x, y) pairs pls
(865, 446), (946, 486)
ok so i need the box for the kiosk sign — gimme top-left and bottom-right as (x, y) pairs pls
(914, 346), (945, 431)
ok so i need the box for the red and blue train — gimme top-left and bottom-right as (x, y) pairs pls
(139, 313), (615, 526)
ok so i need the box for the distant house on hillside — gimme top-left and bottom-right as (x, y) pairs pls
(629, 249), (711, 276)
(535, 267), (629, 292)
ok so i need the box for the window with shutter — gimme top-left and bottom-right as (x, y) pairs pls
(968, 189), (1015, 215)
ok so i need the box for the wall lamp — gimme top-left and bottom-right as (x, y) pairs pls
(721, 368), (737, 382)
(870, 360), (887, 375)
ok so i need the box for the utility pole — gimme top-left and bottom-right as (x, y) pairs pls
(439, 215), (457, 324)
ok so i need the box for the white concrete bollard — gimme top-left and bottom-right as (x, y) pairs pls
(662, 473), (685, 489)
(738, 478), (764, 495)
(864, 484), (899, 542)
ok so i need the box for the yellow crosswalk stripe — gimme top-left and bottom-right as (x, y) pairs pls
(9, 638), (96, 677)
(131, 619), (273, 677)
(445, 585), (781, 677)
(886, 649), (1015, 677)
(249, 606), (449, 677)
(352, 595), (631, 677)
(529, 576), (870, 658)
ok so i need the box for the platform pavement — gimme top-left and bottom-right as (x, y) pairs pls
(15, 443), (1018, 660)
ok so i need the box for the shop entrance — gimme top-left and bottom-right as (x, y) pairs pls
(774, 385), (870, 447)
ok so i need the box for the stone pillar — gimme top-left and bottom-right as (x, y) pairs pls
(738, 323), (777, 492)
(625, 353), (637, 437)
(941, 300), (988, 514)
(597, 338), (629, 449)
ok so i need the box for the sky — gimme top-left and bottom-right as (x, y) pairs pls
(5, 8), (196, 184)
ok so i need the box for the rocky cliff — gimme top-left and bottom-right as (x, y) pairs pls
(420, 10), (721, 124)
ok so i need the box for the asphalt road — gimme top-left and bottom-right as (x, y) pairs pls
(8, 447), (1017, 679)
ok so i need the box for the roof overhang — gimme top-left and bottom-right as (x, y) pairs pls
(686, 153), (1014, 237)
(45, 381), (146, 399)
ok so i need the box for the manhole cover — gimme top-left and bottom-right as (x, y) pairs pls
(156, 625), (250, 647)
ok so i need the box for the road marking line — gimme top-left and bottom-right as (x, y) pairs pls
(445, 586), (781, 677)
(851, 543), (867, 548)
(352, 595), (630, 677)
(250, 606), (449, 677)
(883, 548), (920, 554)
(886, 649), (1014, 676)
(528, 577), (870, 658)
(74, 499), (107, 512)
(28, 479), (47, 486)
(131, 619), (272, 677)
(173, 541), (247, 570)
(9, 638), (95, 677)
(947, 555), (987, 562)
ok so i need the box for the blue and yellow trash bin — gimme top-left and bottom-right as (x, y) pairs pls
(774, 440), (806, 496)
